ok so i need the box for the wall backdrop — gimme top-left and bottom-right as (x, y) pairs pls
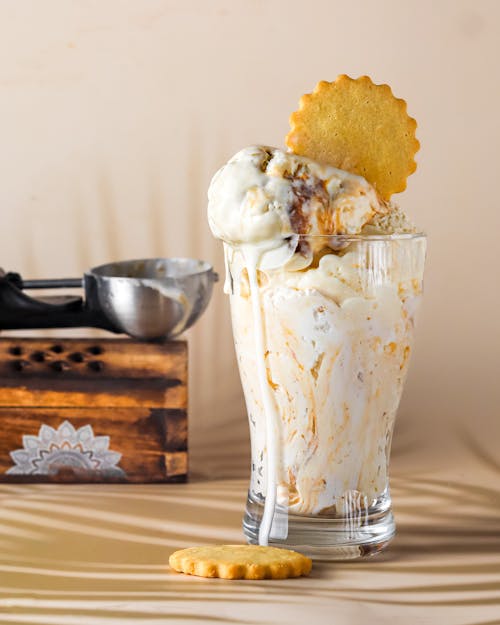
(0, 0), (498, 479)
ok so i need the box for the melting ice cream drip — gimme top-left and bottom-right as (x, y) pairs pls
(241, 245), (282, 546)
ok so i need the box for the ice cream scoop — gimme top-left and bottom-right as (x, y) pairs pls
(208, 146), (388, 270)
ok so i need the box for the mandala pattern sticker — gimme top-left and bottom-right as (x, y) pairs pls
(6, 420), (126, 477)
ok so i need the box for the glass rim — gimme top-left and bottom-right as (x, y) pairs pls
(290, 232), (426, 242)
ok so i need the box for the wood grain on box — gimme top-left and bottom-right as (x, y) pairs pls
(0, 338), (187, 483)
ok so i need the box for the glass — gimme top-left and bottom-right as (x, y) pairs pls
(225, 234), (426, 559)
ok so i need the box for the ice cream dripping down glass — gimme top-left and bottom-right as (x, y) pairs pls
(225, 233), (426, 559)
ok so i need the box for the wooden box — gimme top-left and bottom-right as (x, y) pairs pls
(0, 338), (187, 483)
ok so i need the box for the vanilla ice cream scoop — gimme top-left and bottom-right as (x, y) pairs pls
(208, 146), (387, 249)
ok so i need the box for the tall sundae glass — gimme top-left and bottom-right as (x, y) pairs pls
(226, 232), (425, 558)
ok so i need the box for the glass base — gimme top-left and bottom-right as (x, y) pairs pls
(243, 493), (395, 560)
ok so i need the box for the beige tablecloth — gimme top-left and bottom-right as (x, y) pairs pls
(0, 458), (499, 625)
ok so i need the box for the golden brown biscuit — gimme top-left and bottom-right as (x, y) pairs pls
(169, 544), (312, 580)
(286, 75), (419, 200)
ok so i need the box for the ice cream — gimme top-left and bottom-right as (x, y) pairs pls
(208, 146), (398, 272)
(208, 144), (425, 547)
(227, 241), (424, 517)
(208, 145), (388, 242)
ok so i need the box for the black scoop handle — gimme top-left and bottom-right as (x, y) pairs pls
(0, 272), (117, 332)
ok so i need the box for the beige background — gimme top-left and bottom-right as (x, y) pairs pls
(0, 0), (498, 480)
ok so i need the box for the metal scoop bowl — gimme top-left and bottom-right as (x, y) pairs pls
(86, 258), (218, 341)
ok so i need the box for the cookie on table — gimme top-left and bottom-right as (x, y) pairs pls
(169, 544), (312, 580)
